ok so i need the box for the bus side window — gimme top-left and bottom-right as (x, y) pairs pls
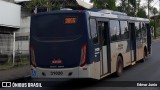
(97, 22), (107, 45)
(120, 21), (129, 40)
(90, 19), (98, 44)
(142, 23), (147, 37)
(110, 20), (120, 42)
(135, 22), (141, 40)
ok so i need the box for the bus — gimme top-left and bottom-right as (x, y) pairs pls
(30, 10), (152, 80)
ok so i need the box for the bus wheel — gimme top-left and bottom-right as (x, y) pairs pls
(115, 56), (123, 77)
(142, 49), (147, 62)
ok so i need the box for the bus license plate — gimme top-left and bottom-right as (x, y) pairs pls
(51, 71), (63, 75)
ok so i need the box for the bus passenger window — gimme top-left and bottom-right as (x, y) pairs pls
(141, 23), (147, 37)
(110, 20), (120, 42)
(135, 22), (141, 40)
(90, 19), (98, 44)
(120, 21), (129, 40)
(98, 22), (107, 45)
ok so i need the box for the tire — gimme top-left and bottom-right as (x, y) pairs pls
(115, 56), (123, 77)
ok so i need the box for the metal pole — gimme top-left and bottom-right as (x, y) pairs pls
(159, 0), (160, 14)
(128, 0), (130, 14)
(12, 32), (15, 66)
(154, 15), (156, 38)
(148, 0), (150, 19)
(34, 6), (37, 14)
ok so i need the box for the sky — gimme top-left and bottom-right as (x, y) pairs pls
(140, 0), (160, 15)
(83, 0), (160, 15)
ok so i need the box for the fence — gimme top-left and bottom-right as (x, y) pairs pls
(0, 33), (29, 70)
(0, 34), (13, 64)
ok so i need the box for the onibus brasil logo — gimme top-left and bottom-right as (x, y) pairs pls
(2, 82), (42, 87)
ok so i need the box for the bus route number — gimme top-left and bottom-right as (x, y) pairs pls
(51, 71), (63, 75)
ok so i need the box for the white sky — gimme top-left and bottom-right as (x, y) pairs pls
(83, 0), (91, 3)
(84, 0), (160, 15)
(140, 0), (159, 15)
(141, 0), (159, 10)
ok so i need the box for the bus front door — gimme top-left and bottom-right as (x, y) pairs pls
(97, 21), (111, 76)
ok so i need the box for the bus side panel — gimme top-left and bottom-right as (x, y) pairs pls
(86, 42), (101, 79)
(110, 42), (117, 73)
(110, 41), (131, 73)
(116, 40), (132, 67)
(86, 15), (101, 79)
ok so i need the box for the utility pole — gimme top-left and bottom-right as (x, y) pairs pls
(154, 12), (156, 38)
(159, 0), (160, 13)
(128, 0), (130, 15)
(135, 0), (137, 17)
(148, 0), (150, 19)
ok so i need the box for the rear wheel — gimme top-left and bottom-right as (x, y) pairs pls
(115, 56), (123, 77)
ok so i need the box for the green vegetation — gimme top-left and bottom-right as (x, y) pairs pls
(91, 0), (117, 10)
(0, 58), (29, 71)
(156, 28), (160, 37)
(0, 62), (13, 71)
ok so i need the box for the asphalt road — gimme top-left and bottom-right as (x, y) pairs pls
(1, 39), (160, 90)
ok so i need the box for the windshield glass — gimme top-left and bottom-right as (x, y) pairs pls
(31, 13), (86, 38)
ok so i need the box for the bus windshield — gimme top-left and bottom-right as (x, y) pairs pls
(31, 12), (86, 39)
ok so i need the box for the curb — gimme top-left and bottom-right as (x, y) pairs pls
(152, 38), (160, 41)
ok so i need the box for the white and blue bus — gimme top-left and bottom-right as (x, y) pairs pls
(30, 10), (151, 80)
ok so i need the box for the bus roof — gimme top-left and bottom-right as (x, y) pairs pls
(87, 10), (149, 22)
(32, 10), (149, 22)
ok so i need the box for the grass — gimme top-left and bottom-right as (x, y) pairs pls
(157, 30), (160, 37)
(0, 57), (29, 71)
(0, 62), (14, 71)
(15, 57), (30, 65)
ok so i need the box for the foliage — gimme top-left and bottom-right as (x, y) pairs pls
(157, 29), (160, 37)
(137, 7), (147, 18)
(91, 0), (117, 10)
(117, 0), (141, 16)
(150, 7), (158, 15)
(24, 0), (61, 12)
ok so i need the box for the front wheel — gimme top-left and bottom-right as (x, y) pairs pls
(115, 56), (123, 77)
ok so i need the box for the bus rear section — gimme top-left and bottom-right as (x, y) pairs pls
(30, 11), (95, 79)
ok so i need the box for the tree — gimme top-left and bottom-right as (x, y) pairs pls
(150, 7), (158, 38)
(137, 7), (147, 18)
(136, 0), (141, 13)
(91, 0), (117, 10)
(120, 0), (127, 12)
(129, 0), (141, 16)
(117, 0), (142, 16)
(150, 7), (158, 15)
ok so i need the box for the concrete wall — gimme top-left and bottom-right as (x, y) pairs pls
(0, 0), (21, 28)
(15, 16), (30, 55)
